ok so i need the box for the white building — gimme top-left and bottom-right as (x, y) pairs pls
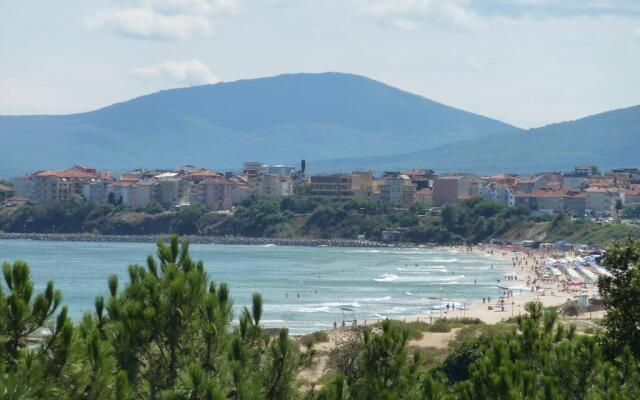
(250, 174), (293, 197)
(201, 178), (233, 210)
(585, 187), (624, 217)
(379, 174), (416, 208)
(481, 182), (516, 207)
(261, 164), (296, 176)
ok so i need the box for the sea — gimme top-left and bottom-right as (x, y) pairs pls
(0, 239), (512, 334)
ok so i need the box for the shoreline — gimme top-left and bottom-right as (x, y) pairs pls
(323, 244), (600, 329)
(409, 244), (600, 325)
(0, 232), (396, 248)
(1, 234), (602, 330)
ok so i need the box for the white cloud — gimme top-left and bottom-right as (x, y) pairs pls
(151, 0), (240, 15)
(364, 0), (484, 30)
(360, 0), (640, 31)
(87, 8), (213, 39)
(131, 59), (220, 86)
(390, 18), (419, 30)
(86, 0), (238, 40)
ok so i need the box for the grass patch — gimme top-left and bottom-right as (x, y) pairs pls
(451, 323), (515, 347)
(301, 330), (330, 345)
(425, 317), (484, 333)
(412, 346), (449, 369)
(372, 320), (430, 340)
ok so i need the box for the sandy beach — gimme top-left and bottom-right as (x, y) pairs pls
(297, 244), (606, 387)
(415, 245), (576, 323)
(315, 243), (603, 330)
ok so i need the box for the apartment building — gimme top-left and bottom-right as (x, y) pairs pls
(515, 189), (586, 217)
(379, 174), (416, 208)
(242, 162), (264, 178)
(15, 166), (109, 204)
(415, 188), (433, 206)
(351, 171), (374, 199)
(585, 187), (624, 217)
(200, 177), (233, 210)
(432, 175), (473, 206)
(261, 164), (296, 176)
(514, 176), (545, 193)
(310, 174), (354, 201)
(404, 169), (435, 190)
(481, 182), (516, 207)
(561, 166), (599, 191)
(228, 175), (254, 205)
(250, 174), (293, 197)
(106, 179), (153, 209)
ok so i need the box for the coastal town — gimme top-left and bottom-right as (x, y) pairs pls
(2, 162), (640, 221)
(3, 0), (640, 397)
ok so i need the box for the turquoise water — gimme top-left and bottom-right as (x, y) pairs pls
(0, 240), (510, 334)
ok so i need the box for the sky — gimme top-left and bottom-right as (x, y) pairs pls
(1, 0), (639, 128)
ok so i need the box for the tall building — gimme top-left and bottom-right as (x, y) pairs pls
(243, 162), (264, 178)
(250, 174), (293, 197)
(433, 175), (472, 206)
(261, 164), (296, 176)
(310, 174), (354, 201)
(404, 169), (436, 190)
(351, 171), (374, 199)
(201, 177), (233, 210)
(379, 174), (416, 208)
(585, 187), (624, 217)
(153, 172), (191, 207)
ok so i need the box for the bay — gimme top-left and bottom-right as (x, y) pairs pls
(0, 239), (511, 334)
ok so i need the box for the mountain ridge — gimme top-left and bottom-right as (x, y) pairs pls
(1, 72), (637, 178)
(309, 104), (640, 174)
(0, 72), (519, 177)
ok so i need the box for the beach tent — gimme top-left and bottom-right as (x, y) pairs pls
(339, 306), (357, 321)
(578, 268), (597, 282)
(594, 266), (613, 277)
(566, 268), (582, 281)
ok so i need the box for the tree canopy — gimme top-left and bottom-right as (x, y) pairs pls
(2, 237), (640, 399)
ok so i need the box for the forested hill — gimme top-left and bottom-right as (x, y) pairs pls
(1, 196), (637, 247)
(0, 72), (517, 177)
(311, 105), (640, 174)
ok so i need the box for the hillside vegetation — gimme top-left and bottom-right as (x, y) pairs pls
(1, 196), (637, 246)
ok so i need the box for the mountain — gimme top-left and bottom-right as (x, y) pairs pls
(0, 72), (518, 178)
(311, 105), (640, 174)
